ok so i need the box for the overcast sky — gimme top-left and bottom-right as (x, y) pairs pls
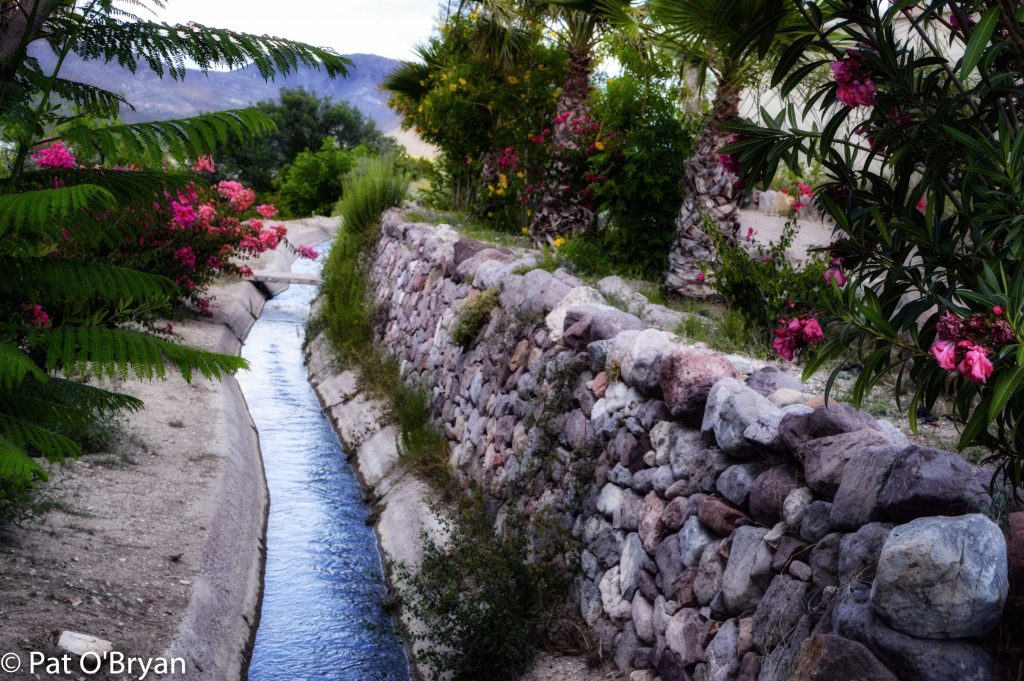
(151, 0), (442, 61)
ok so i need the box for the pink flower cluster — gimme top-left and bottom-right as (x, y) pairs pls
(831, 51), (876, 108)
(256, 204), (278, 219)
(22, 304), (51, 329)
(772, 315), (825, 361)
(32, 141), (76, 169)
(216, 181), (255, 212)
(297, 244), (318, 260)
(928, 309), (1013, 383)
(174, 245), (197, 271)
(193, 156), (216, 173)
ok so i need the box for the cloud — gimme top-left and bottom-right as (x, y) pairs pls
(152, 0), (440, 60)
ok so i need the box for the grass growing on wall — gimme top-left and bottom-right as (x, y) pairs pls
(321, 157), (454, 493)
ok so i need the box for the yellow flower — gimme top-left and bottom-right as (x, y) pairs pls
(594, 141), (605, 151)
(516, 171), (524, 179)
(498, 173), (508, 189)
(507, 75), (519, 85)
(466, 155), (473, 166)
(487, 185), (495, 194)
(527, 209), (533, 217)
(487, 212), (494, 218)
(521, 226), (529, 235)
(552, 237), (567, 249)
(449, 83), (458, 92)
(496, 188), (505, 196)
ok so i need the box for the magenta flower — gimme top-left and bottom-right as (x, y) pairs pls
(957, 343), (993, 383)
(831, 51), (876, 108)
(802, 317), (825, 344)
(23, 304), (51, 329)
(31, 141), (76, 169)
(930, 339), (957, 371)
(256, 204), (278, 218)
(174, 245), (197, 271)
(991, 320), (1014, 346)
(193, 156), (216, 173)
(297, 244), (318, 260)
(824, 258), (847, 286)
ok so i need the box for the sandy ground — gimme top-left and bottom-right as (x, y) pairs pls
(521, 653), (622, 681)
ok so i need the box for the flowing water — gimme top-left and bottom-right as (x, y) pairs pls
(239, 245), (410, 680)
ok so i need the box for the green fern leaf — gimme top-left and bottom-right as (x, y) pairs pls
(0, 436), (47, 485)
(0, 343), (47, 392)
(0, 257), (176, 306)
(41, 327), (248, 382)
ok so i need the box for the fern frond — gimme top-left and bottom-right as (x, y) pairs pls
(63, 16), (351, 81)
(42, 327), (248, 382)
(0, 184), (116, 241)
(0, 378), (142, 434)
(21, 68), (133, 118)
(0, 437), (47, 484)
(0, 343), (47, 392)
(0, 414), (80, 463)
(17, 168), (197, 205)
(56, 109), (277, 166)
(0, 258), (176, 306)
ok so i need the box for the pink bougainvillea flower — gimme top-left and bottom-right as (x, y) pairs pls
(22, 304), (51, 329)
(957, 343), (993, 383)
(993, 305), (1004, 316)
(930, 339), (958, 371)
(193, 155), (216, 173)
(171, 200), (197, 229)
(240, 266), (254, 278)
(272, 224), (288, 238)
(297, 244), (318, 260)
(256, 204), (278, 218)
(831, 50), (876, 108)
(696, 272), (706, 283)
(31, 141), (76, 169)
(197, 298), (212, 317)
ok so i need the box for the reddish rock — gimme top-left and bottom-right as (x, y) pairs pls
(674, 566), (699, 606)
(591, 371), (609, 399)
(698, 496), (749, 536)
(662, 496), (689, 531)
(790, 634), (897, 681)
(748, 465), (801, 526)
(639, 492), (668, 553)
(659, 346), (740, 420)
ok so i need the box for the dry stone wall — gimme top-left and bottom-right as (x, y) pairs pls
(363, 208), (1016, 681)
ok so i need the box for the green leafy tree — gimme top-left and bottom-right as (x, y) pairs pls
(0, 0), (348, 511)
(276, 137), (362, 217)
(216, 87), (391, 191)
(385, 4), (565, 220)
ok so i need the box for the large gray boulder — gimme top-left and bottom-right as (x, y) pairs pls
(830, 445), (901, 530)
(835, 583), (996, 681)
(878, 446), (991, 522)
(871, 514), (1008, 639)
(721, 526), (773, 614)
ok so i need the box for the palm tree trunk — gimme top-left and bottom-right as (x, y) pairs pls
(530, 45), (595, 241)
(666, 80), (743, 296)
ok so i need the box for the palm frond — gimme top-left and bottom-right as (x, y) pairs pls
(0, 413), (80, 463)
(42, 327), (248, 382)
(61, 15), (350, 81)
(0, 343), (47, 392)
(0, 378), (142, 434)
(0, 257), (177, 306)
(56, 109), (277, 166)
(0, 184), (116, 241)
(0, 437), (47, 484)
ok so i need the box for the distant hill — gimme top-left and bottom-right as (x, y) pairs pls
(32, 46), (404, 131)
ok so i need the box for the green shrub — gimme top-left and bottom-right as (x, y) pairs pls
(582, 72), (698, 279)
(322, 156), (410, 359)
(705, 214), (826, 339)
(276, 138), (358, 217)
(394, 514), (567, 681)
(451, 289), (499, 348)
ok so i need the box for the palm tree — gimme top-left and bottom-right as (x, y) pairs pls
(646, 0), (800, 296)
